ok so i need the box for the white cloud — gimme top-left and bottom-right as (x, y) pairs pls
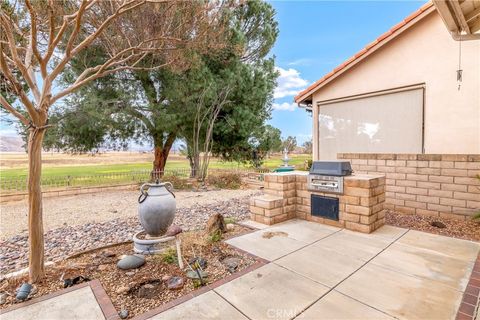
(287, 58), (312, 67)
(272, 102), (297, 111)
(274, 67), (309, 99)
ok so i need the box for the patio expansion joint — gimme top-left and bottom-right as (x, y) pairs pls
(212, 289), (253, 320)
(286, 227), (411, 320)
(271, 228), (344, 262)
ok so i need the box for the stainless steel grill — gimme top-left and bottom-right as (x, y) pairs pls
(307, 161), (353, 194)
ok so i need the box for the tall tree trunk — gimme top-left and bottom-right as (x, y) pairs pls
(27, 128), (46, 283)
(151, 133), (176, 180)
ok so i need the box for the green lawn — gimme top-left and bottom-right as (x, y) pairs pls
(0, 154), (311, 192)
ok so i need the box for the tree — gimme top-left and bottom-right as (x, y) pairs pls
(248, 124), (282, 167)
(303, 139), (312, 154)
(282, 136), (297, 153)
(0, 0), (229, 282)
(35, 0), (279, 176)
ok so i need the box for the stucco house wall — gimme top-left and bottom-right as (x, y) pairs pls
(311, 10), (480, 158)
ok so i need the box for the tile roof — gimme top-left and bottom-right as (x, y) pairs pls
(294, 1), (434, 104)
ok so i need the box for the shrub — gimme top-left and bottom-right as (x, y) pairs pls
(207, 229), (223, 243)
(206, 173), (242, 189)
(161, 248), (178, 264)
(161, 175), (193, 190)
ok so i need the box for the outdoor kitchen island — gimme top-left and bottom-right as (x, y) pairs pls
(249, 167), (386, 233)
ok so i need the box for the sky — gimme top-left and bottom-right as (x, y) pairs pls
(268, 0), (426, 145)
(0, 1), (427, 148)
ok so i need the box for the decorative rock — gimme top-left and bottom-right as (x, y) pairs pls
(206, 213), (226, 235)
(223, 257), (240, 273)
(161, 275), (172, 282)
(116, 286), (130, 295)
(165, 225), (183, 237)
(0, 292), (7, 305)
(431, 221), (446, 229)
(117, 254), (145, 270)
(226, 224), (235, 231)
(186, 270), (208, 280)
(0, 195), (254, 276)
(137, 283), (158, 299)
(102, 250), (116, 258)
(16, 283), (32, 301)
(119, 309), (129, 319)
(188, 257), (207, 270)
(125, 271), (136, 277)
(167, 276), (184, 290)
(98, 264), (109, 271)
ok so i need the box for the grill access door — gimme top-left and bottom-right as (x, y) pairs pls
(311, 195), (339, 221)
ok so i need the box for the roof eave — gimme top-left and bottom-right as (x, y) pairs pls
(294, 3), (436, 105)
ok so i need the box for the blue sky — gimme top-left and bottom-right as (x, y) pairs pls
(1, 1), (427, 147)
(268, 0), (426, 145)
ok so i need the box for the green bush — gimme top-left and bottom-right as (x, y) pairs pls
(206, 173), (242, 189)
(207, 230), (223, 243)
(161, 248), (178, 264)
(161, 175), (193, 190)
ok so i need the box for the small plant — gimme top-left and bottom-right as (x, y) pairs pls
(161, 248), (178, 264)
(224, 217), (236, 225)
(207, 230), (223, 243)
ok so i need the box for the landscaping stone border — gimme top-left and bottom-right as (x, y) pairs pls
(457, 253), (480, 320)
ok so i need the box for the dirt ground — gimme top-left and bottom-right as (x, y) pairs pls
(0, 189), (257, 239)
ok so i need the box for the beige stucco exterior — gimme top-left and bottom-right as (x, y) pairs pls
(310, 10), (480, 160)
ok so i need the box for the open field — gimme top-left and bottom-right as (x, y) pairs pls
(0, 152), (310, 192)
(0, 152), (310, 179)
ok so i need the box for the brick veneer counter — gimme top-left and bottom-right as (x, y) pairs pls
(337, 153), (480, 220)
(249, 171), (386, 233)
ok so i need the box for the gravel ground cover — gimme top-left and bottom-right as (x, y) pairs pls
(386, 210), (480, 241)
(0, 189), (258, 239)
(0, 195), (257, 275)
(0, 225), (257, 318)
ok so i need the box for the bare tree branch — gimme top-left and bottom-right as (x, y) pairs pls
(0, 94), (30, 126)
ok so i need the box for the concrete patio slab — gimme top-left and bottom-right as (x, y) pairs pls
(299, 290), (395, 320)
(215, 263), (329, 320)
(397, 230), (480, 262)
(336, 263), (464, 320)
(263, 219), (340, 243)
(275, 244), (365, 287)
(0, 286), (105, 320)
(225, 224), (310, 261)
(372, 242), (475, 291)
(310, 230), (391, 262)
(149, 291), (247, 320)
(367, 225), (408, 242)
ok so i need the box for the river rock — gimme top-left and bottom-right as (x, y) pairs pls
(116, 286), (130, 295)
(186, 270), (208, 279)
(117, 254), (145, 270)
(119, 309), (129, 319)
(165, 225), (183, 237)
(223, 257), (240, 273)
(188, 257), (207, 269)
(226, 223), (235, 231)
(137, 283), (157, 299)
(167, 276), (184, 290)
(0, 292), (7, 305)
(206, 213), (226, 235)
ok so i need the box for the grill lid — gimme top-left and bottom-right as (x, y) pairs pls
(309, 161), (353, 176)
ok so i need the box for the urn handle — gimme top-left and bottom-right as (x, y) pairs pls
(138, 182), (175, 203)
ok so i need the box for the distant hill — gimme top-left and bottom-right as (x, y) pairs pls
(0, 136), (24, 152)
